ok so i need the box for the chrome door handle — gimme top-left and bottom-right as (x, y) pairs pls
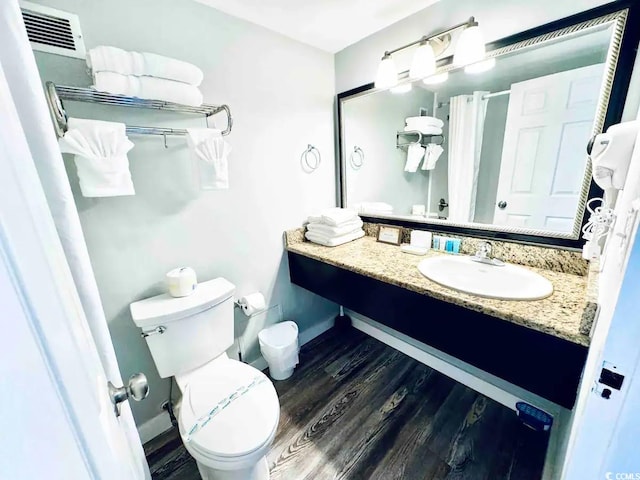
(498, 201), (507, 209)
(108, 373), (149, 416)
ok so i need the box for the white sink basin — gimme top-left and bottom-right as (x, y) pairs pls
(417, 255), (553, 301)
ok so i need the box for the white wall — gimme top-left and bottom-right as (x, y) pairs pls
(344, 87), (434, 214)
(31, 0), (338, 430)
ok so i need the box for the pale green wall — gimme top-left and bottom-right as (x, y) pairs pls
(32, 0), (338, 430)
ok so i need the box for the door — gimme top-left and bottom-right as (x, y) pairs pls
(561, 122), (640, 479)
(0, 4), (150, 476)
(494, 64), (604, 231)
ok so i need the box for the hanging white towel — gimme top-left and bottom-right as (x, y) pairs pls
(421, 144), (444, 170)
(93, 72), (204, 106)
(58, 118), (135, 197)
(404, 143), (425, 173)
(87, 46), (204, 86)
(186, 128), (231, 190)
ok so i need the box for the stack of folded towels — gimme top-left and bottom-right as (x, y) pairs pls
(404, 115), (443, 135)
(305, 208), (365, 247)
(87, 46), (204, 106)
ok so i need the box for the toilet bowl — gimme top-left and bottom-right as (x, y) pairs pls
(176, 356), (280, 480)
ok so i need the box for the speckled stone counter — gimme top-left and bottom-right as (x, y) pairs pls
(286, 229), (594, 347)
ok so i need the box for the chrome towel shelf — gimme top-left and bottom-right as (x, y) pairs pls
(45, 82), (233, 138)
(396, 130), (445, 148)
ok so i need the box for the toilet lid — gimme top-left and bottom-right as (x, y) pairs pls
(179, 360), (280, 458)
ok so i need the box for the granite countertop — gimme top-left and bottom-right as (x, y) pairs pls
(286, 231), (593, 347)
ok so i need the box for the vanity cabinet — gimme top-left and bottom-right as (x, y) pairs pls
(288, 251), (588, 409)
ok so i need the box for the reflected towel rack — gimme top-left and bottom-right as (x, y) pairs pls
(396, 130), (445, 148)
(44, 82), (233, 138)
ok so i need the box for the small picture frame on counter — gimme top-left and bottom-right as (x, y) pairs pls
(377, 225), (402, 245)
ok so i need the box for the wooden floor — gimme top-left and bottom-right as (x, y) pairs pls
(146, 327), (549, 480)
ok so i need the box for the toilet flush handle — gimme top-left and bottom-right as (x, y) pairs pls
(108, 372), (149, 417)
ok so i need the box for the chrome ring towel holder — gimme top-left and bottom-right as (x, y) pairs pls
(301, 144), (321, 173)
(350, 146), (364, 170)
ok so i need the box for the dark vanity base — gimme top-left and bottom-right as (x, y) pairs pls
(288, 251), (588, 409)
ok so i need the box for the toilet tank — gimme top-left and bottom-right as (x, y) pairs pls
(130, 277), (235, 378)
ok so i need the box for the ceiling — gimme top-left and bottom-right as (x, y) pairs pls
(192, 0), (440, 53)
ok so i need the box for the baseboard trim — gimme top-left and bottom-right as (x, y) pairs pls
(138, 411), (173, 445)
(250, 315), (336, 372)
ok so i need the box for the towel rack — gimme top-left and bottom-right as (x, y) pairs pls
(396, 130), (445, 148)
(44, 82), (233, 138)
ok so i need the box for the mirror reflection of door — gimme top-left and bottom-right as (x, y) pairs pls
(493, 64), (603, 232)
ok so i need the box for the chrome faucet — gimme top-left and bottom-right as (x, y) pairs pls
(472, 241), (504, 266)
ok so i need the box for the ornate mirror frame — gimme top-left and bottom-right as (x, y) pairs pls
(336, 1), (640, 248)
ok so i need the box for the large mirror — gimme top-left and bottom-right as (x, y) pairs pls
(338, 8), (633, 244)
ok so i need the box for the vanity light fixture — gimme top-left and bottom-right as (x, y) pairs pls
(409, 40), (436, 79)
(453, 18), (486, 66)
(375, 52), (398, 89)
(374, 17), (486, 89)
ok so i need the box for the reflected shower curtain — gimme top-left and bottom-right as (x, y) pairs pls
(447, 91), (489, 222)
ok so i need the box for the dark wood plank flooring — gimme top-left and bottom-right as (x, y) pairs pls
(146, 327), (549, 480)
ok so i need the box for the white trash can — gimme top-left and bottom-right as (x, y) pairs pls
(258, 321), (299, 380)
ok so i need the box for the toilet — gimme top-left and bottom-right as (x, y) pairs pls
(130, 278), (280, 480)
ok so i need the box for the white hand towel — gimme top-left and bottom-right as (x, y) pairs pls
(58, 118), (135, 197)
(305, 229), (365, 247)
(421, 144), (444, 170)
(87, 46), (204, 86)
(405, 143), (425, 173)
(307, 218), (364, 237)
(93, 72), (204, 106)
(404, 125), (443, 135)
(307, 212), (324, 224)
(320, 208), (359, 226)
(186, 128), (231, 190)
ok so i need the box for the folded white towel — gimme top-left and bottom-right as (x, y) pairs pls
(403, 125), (443, 135)
(321, 208), (359, 226)
(87, 46), (204, 86)
(421, 143), (444, 170)
(58, 118), (135, 197)
(307, 218), (364, 237)
(405, 143), (425, 173)
(405, 116), (444, 129)
(186, 128), (231, 190)
(305, 229), (365, 247)
(93, 72), (204, 106)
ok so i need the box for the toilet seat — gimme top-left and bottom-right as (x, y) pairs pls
(178, 359), (280, 463)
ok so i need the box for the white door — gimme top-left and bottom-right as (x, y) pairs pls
(494, 64), (604, 232)
(0, 2), (150, 477)
(561, 123), (640, 479)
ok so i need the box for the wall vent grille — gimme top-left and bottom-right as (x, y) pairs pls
(20, 1), (85, 59)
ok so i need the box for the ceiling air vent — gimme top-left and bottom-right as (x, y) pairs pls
(20, 1), (85, 59)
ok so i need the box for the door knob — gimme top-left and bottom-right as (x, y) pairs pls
(498, 201), (507, 209)
(108, 373), (149, 416)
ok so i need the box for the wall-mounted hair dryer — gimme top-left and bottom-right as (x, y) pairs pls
(583, 120), (640, 260)
(587, 120), (640, 206)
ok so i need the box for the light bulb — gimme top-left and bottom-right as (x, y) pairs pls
(409, 41), (436, 79)
(454, 23), (486, 66)
(423, 72), (449, 85)
(464, 57), (496, 74)
(391, 83), (412, 94)
(375, 54), (398, 89)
